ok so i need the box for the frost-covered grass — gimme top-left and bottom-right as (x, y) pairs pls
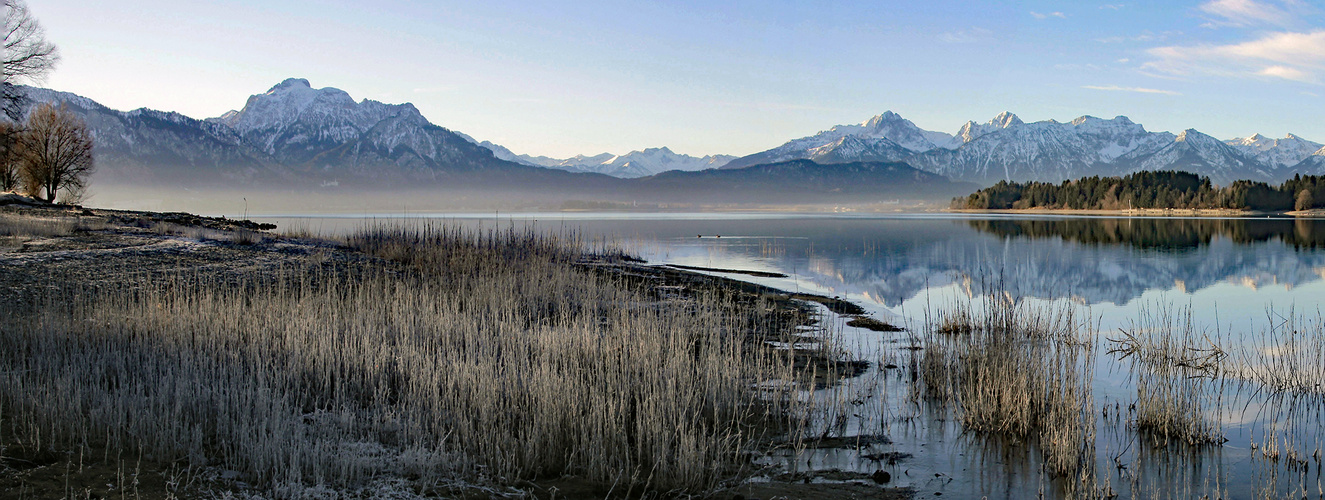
(0, 223), (826, 496)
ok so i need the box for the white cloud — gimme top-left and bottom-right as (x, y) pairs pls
(1100, 4), (1126, 10)
(1030, 11), (1068, 19)
(1143, 30), (1325, 83)
(1083, 85), (1182, 95)
(1199, 0), (1292, 27)
(1117, 58), (1131, 63)
(1259, 65), (1312, 81)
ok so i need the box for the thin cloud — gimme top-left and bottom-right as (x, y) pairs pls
(1199, 0), (1292, 27)
(1100, 4), (1125, 10)
(1143, 30), (1325, 83)
(1083, 85), (1182, 95)
(1030, 11), (1068, 19)
(939, 27), (994, 44)
(1094, 31), (1180, 44)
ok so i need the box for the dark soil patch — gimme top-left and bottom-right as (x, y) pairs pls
(847, 316), (904, 332)
(665, 263), (789, 278)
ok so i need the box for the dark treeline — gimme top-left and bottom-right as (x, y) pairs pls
(955, 171), (1325, 212)
(968, 217), (1325, 252)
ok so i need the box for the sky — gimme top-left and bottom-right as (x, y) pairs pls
(27, 0), (1325, 158)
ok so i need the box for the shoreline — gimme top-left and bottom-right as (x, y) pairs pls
(946, 207), (1325, 217)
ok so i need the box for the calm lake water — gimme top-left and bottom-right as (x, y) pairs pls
(260, 212), (1325, 498)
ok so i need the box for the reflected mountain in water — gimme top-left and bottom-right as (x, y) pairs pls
(647, 217), (1325, 307)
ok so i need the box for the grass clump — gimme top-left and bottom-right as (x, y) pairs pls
(918, 290), (1098, 484)
(0, 223), (825, 496)
(1108, 305), (1227, 447)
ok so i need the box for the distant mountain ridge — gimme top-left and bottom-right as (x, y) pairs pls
(523, 147), (734, 178)
(19, 79), (602, 187)
(726, 110), (1324, 186)
(472, 141), (735, 178)
(13, 80), (968, 204)
(19, 78), (1325, 195)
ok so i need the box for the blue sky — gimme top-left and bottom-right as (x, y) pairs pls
(30, 0), (1325, 158)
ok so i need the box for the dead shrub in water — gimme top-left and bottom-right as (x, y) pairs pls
(1108, 305), (1227, 447)
(919, 291), (1098, 482)
(0, 223), (822, 496)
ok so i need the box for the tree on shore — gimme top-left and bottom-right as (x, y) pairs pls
(2, 0), (59, 120)
(18, 103), (92, 203)
(0, 121), (16, 191)
(1297, 189), (1314, 212)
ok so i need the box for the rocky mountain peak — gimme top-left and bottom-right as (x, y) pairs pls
(267, 78), (312, 94)
(863, 110), (902, 128)
(989, 111), (1022, 128)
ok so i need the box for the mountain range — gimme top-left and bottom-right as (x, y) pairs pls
(473, 141), (735, 178)
(18, 79), (620, 191)
(722, 111), (1325, 186)
(15, 78), (1325, 202)
(15, 79), (968, 204)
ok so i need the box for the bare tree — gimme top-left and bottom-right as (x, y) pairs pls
(19, 103), (91, 202)
(0, 121), (16, 191)
(2, 1), (58, 117)
(1297, 189), (1314, 212)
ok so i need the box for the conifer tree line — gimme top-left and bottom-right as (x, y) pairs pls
(955, 170), (1325, 212)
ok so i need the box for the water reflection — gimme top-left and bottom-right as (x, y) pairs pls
(968, 217), (1325, 252)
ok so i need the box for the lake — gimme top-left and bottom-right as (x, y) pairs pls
(259, 212), (1325, 498)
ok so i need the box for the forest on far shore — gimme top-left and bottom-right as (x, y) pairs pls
(954, 171), (1325, 212)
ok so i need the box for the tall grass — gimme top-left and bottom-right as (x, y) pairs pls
(0, 213), (75, 245)
(1228, 308), (1325, 473)
(918, 290), (1098, 487)
(1108, 305), (1228, 447)
(0, 223), (824, 495)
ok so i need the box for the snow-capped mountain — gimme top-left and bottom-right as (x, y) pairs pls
(906, 113), (1195, 184)
(805, 135), (913, 164)
(1292, 147), (1325, 175)
(734, 109), (1314, 186)
(942, 111), (1024, 149)
(16, 79), (619, 188)
(1119, 129), (1270, 184)
(1225, 133), (1323, 170)
(205, 78), (501, 176)
(720, 111), (954, 170)
(478, 146), (737, 178)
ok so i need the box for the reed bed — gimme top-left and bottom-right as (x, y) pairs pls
(1108, 305), (1228, 447)
(918, 291), (1099, 484)
(0, 223), (826, 496)
(0, 213), (75, 243)
(1226, 309), (1325, 474)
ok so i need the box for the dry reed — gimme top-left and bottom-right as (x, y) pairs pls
(918, 290), (1099, 486)
(1108, 305), (1227, 447)
(0, 223), (826, 496)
